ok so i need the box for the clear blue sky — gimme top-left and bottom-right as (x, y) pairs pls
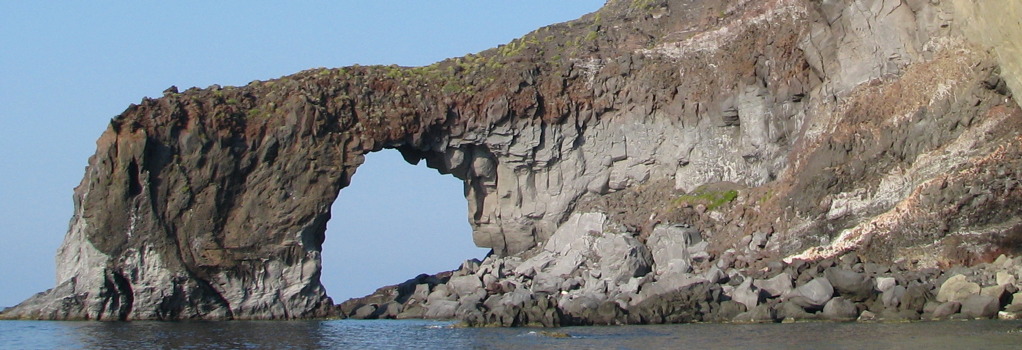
(0, 1), (604, 307)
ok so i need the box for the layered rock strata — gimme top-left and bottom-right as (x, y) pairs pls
(4, 0), (1022, 321)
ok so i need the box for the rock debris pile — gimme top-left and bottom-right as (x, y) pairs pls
(343, 213), (1022, 325)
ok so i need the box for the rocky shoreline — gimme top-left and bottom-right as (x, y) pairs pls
(5, 0), (1022, 322)
(339, 212), (1022, 327)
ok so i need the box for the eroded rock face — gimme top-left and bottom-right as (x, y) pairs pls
(4, 0), (1022, 321)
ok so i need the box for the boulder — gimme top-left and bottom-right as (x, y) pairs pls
(351, 304), (377, 319)
(786, 278), (834, 308)
(647, 224), (700, 275)
(881, 285), (906, 308)
(999, 311), (1022, 320)
(396, 302), (425, 319)
(531, 272), (564, 294)
(455, 259), (482, 276)
(864, 263), (890, 275)
(732, 279), (763, 310)
(748, 231), (769, 250)
(875, 277), (897, 293)
(372, 301), (403, 319)
(754, 272), (793, 298)
(558, 295), (600, 319)
(703, 266), (728, 284)
(448, 275), (484, 297)
(981, 285), (1012, 307)
(596, 233), (653, 285)
(936, 274), (981, 302)
(776, 301), (817, 321)
(544, 213), (606, 256)
(423, 300), (459, 319)
(688, 241), (711, 263)
(733, 304), (777, 324)
(931, 301), (962, 320)
(502, 287), (535, 308)
(822, 297), (858, 320)
(996, 271), (1017, 287)
(633, 274), (708, 306)
(900, 285), (932, 313)
(411, 284), (431, 302)
(824, 267), (873, 301)
(426, 285), (454, 304)
(716, 300), (747, 321)
(559, 276), (583, 292)
(961, 294), (1000, 319)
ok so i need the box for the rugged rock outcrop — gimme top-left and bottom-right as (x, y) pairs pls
(4, 0), (1022, 321)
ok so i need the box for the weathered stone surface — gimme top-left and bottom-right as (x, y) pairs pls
(423, 300), (459, 319)
(937, 275), (981, 303)
(448, 275), (483, 298)
(900, 285), (933, 313)
(822, 297), (858, 321)
(931, 302), (962, 320)
(7, 0), (1022, 322)
(875, 277), (897, 293)
(996, 272), (1017, 287)
(881, 285), (907, 309)
(776, 301), (816, 321)
(731, 279), (762, 310)
(824, 268), (873, 302)
(786, 278), (834, 308)
(733, 304), (777, 324)
(596, 233), (653, 285)
(960, 295), (1000, 319)
(647, 225), (700, 276)
(754, 273), (793, 298)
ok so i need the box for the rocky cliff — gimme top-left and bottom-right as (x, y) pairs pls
(4, 0), (1022, 322)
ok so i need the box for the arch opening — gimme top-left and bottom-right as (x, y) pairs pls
(321, 149), (491, 302)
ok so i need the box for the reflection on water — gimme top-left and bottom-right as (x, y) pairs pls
(2, 319), (1021, 349)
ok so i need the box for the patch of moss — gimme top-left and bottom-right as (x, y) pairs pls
(246, 107), (269, 119)
(630, 0), (661, 10)
(758, 189), (775, 205)
(441, 81), (464, 95)
(674, 188), (739, 210)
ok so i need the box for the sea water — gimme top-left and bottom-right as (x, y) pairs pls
(2, 319), (1021, 349)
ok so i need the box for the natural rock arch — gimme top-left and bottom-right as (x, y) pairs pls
(6, 0), (1022, 322)
(42, 68), (564, 320)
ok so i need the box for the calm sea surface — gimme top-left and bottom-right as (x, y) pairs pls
(2, 319), (1020, 349)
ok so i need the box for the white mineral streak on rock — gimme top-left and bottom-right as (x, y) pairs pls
(786, 109), (1013, 263)
(640, 0), (808, 59)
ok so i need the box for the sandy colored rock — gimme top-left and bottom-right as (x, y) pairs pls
(937, 275), (981, 303)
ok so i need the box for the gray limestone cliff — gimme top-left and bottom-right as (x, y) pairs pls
(4, 0), (1022, 321)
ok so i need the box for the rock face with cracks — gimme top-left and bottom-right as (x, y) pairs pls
(5, 0), (1022, 321)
